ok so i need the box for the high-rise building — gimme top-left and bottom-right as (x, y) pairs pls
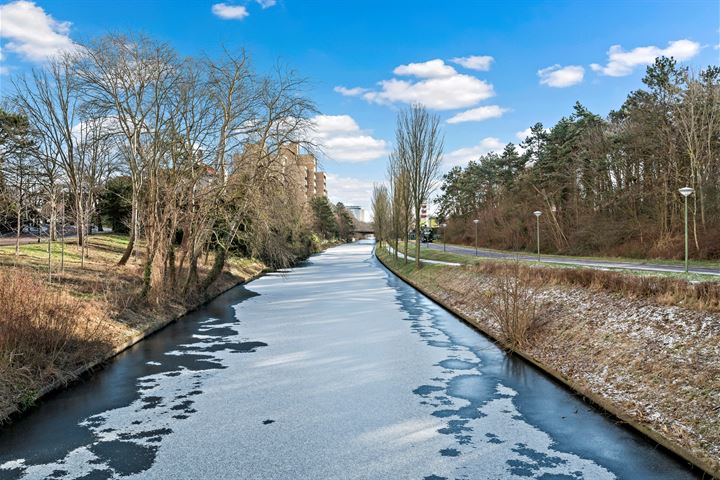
(280, 143), (328, 202)
(237, 142), (328, 204)
(315, 171), (327, 198)
(346, 205), (364, 222)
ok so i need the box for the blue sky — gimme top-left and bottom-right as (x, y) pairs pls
(1, 0), (719, 212)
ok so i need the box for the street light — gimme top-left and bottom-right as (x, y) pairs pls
(472, 219), (479, 256)
(533, 211), (542, 262)
(441, 223), (447, 252)
(679, 187), (694, 274)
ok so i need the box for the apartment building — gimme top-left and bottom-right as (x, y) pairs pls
(281, 143), (328, 202)
(234, 143), (328, 204)
(345, 205), (365, 222)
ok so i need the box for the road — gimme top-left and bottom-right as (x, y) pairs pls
(0, 228), (112, 247)
(0, 241), (700, 479)
(424, 241), (720, 276)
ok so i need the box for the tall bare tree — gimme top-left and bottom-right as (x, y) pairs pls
(396, 105), (444, 267)
(0, 108), (36, 257)
(370, 183), (390, 249)
(388, 151), (412, 262)
(78, 34), (179, 274)
(13, 54), (85, 249)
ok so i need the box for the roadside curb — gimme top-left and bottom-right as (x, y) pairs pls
(375, 247), (718, 479)
(1, 265), (269, 425)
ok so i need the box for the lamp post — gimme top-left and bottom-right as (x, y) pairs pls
(441, 223), (447, 252)
(473, 219), (479, 256)
(678, 187), (694, 274)
(533, 211), (542, 262)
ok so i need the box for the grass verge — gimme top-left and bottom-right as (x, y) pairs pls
(402, 241), (720, 283)
(437, 240), (720, 269)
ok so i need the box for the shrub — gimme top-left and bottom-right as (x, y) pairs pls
(477, 261), (545, 350)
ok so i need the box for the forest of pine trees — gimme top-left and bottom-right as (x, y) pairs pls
(437, 57), (720, 260)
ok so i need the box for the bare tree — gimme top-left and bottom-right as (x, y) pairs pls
(78, 34), (179, 274)
(198, 65), (315, 292)
(675, 66), (720, 246)
(13, 54), (84, 251)
(388, 150), (413, 263)
(178, 51), (256, 294)
(2, 30), (334, 309)
(370, 183), (390, 249)
(396, 105), (444, 267)
(0, 108), (40, 259)
(74, 116), (117, 265)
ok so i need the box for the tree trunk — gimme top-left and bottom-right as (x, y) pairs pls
(200, 248), (226, 293)
(414, 206), (421, 268)
(15, 205), (21, 257)
(49, 193), (57, 242)
(117, 191), (138, 266)
(75, 197), (84, 249)
(47, 230), (52, 283)
(183, 252), (199, 294)
(404, 228), (409, 264)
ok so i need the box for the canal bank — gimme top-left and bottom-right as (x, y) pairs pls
(0, 241), (703, 479)
(376, 245), (718, 478)
(0, 259), (268, 425)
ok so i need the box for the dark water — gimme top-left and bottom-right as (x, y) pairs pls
(0, 241), (701, 479)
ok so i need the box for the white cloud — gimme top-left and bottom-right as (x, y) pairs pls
(325, 173), (377, 213)
(451, 55), (494, 71)
(334, 86), (368, 96)
(515, 128), (532, 141)
(364, 75), (494, 110)
(211, 3), (249, 20)
(0, 1), (77, 62)
(255, 0), (276, 8)
(348, 58), (496, 110)
(393, 59), (457, 78)
(446, 105), (508, 124)
(0, 47), (6, 75)
(443, 138), (505, 167)
(311, 114), (389, 163)
(537, 64), (585, 87)
(590, 39), (700, 77)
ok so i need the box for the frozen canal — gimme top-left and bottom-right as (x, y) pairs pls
(0, 241), (699, 479)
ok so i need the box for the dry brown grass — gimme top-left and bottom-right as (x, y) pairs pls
(0, 269), (115, 416)
(467, 261), (720, 312)
(0, 235), (265, 421)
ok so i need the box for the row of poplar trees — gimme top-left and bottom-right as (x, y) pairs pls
(372, 105), (444, 267)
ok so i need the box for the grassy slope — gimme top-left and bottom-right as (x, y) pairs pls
(0, 234), (265, 421)
(378, 246), (720, 477)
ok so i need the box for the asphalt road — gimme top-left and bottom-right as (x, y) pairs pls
(0, 228), (112, 247)
(423, 241), (720, 276)
(0, 241), (701, 479)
